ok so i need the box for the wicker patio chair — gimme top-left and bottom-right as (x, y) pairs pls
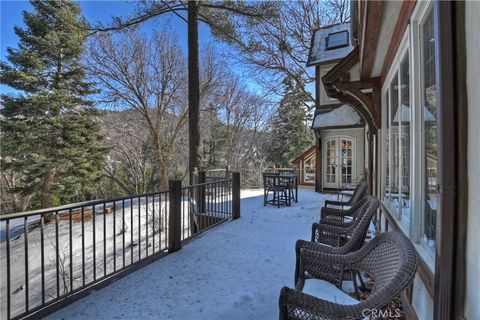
(320, 197), (370, 224)
(294, 196), (379, 289)
(324, 179), (368, 209)
(279, 231), (417, 320)
(310, 196), (379, 248)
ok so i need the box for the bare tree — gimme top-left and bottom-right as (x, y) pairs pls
(87, 31), (188, 189)
(210, 0), (350, 109)
(49, 242), (82, 295)
(87, 1), (269, 181)
(200, 71), (274, 170)
(1, 169), (33, 214)
(100, 111), (157, 195)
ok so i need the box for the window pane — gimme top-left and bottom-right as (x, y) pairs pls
(422, 9), (437, 248)
(326, 31), (349, 49)
(390, 74), (400, 212)
(400, 53), (411, 223)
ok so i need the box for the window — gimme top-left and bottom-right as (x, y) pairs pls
(383, 48), (410, 225)
(326, 30), (349, 50)
(420, 7), (437, 249)
(399, 53), (411, 224)
(380, 1), (438, 269)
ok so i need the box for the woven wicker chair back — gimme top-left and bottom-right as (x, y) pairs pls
(349, 179), (368, 205)
(356, 231), (417, 305)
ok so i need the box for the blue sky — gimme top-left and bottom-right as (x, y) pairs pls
(1, 0), (215, 56)
(1, 0), (242, 95)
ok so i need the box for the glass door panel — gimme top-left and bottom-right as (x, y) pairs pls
(323, 137), (355, 189)
(324, 139), (337, 188)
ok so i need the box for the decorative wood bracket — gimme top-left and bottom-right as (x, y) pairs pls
(322, 47), (381, 133)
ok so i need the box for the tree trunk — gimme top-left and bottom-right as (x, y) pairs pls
(42, 168), (56, 222)
(159, 166), (169, 191)
(41, 168), (55, 208)
(188, 0), (200, 184)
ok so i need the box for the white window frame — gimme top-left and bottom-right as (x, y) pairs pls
(380, 0), (436, 272)
(381, 30), (411, 235)
(411, 1), (436, 268)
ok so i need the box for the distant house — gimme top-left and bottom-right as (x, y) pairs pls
(291, 145), (316, 186)
(307, 23), (366, 192)
(308, 1), (479, 320)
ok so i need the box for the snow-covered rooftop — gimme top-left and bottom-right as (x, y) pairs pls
(46, 189), (336, 320)
(307, 23), (354, 66)
(312, 105), (363, 129)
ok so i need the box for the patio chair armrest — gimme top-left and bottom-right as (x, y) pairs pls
(320, 206), (354, 220)
(279, 287), (362, 320)
(311, 222), (349, 246)
(319, 217), (350, 228)
(295, 239), (351, 285)
(324, 199), (350, 208)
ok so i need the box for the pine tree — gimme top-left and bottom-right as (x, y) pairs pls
(268, 77), (313, 166)
(1, 0), (107, 211)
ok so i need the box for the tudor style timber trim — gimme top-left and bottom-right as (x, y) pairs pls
(322, 47), (380, 133)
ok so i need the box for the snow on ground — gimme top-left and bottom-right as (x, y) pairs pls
(46, 189), (335, 320)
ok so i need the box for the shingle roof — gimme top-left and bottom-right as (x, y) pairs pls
(307, 22), (354, 66)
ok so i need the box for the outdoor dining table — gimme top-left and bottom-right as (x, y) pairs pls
(263, 172), (298, 206)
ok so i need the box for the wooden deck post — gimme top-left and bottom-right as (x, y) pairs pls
(232, 172), (241, 220)
(168, 179), (182, 252)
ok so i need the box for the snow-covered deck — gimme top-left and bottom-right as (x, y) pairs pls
(47, 189), (335, 320)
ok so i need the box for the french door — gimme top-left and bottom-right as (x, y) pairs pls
(323, 136), (355, 189)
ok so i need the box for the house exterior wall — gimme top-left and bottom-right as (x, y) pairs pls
(465, 2), (480, 319)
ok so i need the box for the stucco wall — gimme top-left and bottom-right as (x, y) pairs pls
(465, 2), (480, 319)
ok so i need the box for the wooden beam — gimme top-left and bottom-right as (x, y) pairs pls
(360, 1), (384, 80)
(433, 2), (458, 319)
(453, 2), (468, 318)
(337, 78), (380, 90)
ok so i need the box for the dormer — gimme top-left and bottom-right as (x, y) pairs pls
(307, 23), (354, 110)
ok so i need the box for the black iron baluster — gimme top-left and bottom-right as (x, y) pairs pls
(146, 196), (148, 256)
(130, 198), (133, 264)
(69, 209), (73, 293)
(93, 204), (96, 281)
(185, 189), (188, 238)
(164, 193), (168, 250)
(24, 216), (29, 312)
(138, 197), (141, 260)
(208, 184), (212, 228)
(152, 195), (155, 253)
(122, 199), (125, 268)
(81, 207), (85, 287)
(113, 201), (116, 272)
(103, 202), (106, 277)
(55, 212), (59, 297)
(40, 216), (45, 304)
(6, 219), (11, 319)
